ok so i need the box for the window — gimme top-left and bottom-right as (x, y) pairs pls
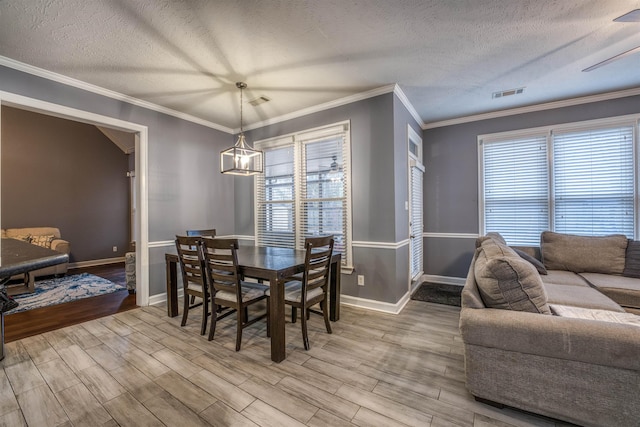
(255, 122), (352, 266)
(480, 118), (637, 245)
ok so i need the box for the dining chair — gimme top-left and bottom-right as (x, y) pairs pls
(175, 235), (210, 335)
(185, 229), (217, 305)
(199, 237), (269, 351)
(268, 235), (334, 350)
(186, 229), (217, 238)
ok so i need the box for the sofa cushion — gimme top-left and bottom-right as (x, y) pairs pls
(578, 273), (640, 309)
(6, 227), (61, 240)
(541, 231), (628, 274)
(544, 283), (625, 312)
(623, 239), (640, 278)
(474, 251), (550, 314)
(541, 270), (590, 287)
(550, 304), (640, 327)
(513, 248), (547, 275)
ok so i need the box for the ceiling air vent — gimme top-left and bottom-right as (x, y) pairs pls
(249, 96), (271, 106)
(492, 87), (525, 99)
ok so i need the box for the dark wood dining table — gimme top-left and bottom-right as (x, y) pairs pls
(165, 245), (341, 362)
(0, 238), (69, 360)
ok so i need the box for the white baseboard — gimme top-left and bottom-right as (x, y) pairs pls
(149, 288), (184, 307)
(340, 292), (411, 315)
(68, 257), (125, 269)
(148, 289), (411, 316)
(421, 274), (465, 286)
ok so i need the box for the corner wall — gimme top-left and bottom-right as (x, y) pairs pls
(237, 91), (420, 307)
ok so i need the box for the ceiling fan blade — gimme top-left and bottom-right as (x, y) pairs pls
(582, 45), (640, 72)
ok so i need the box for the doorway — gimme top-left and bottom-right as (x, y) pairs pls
(0, 91), (149, 307)
(408, 126), (424, 286)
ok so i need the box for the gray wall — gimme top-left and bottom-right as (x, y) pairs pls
(423, 94), (640, 279)
(1, 106), (129, 262)
(237, 92), (420, 304)
(0, 65), (235, 296)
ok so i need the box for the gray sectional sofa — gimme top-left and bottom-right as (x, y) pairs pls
(459, 231), (640, 427)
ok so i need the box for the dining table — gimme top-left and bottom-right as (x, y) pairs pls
(0, 238), (70, 360)
(165, 245), (341, 362)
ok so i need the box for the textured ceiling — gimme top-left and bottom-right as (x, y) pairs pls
(1, 0), (639, 130)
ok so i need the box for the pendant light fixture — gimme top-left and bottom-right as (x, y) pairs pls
(220, 82), (263, 175)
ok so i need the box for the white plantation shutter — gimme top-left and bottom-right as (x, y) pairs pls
(553, 126), (634, 237)
(482, 135), (549, 245)
(300, 134), (348, 257)
(256, 145), (296, 248)
(255, 122), (351, 266)
(410, 163), (424, 278)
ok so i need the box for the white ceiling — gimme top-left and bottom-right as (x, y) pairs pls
(1, 0), (639, 130)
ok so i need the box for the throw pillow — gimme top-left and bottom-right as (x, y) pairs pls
(13, 234), (32, 243)
(475, 231), (507, 248)
(541, 231), (628, 274)
(623, 239), (640, 278)
(30, 234), (55, 248)
(513, 248), (548, 275)
(474, 254), (551, 314)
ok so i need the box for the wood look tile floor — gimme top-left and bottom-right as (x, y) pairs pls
(0, 300), (571, 427)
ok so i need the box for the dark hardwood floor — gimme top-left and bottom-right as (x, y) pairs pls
(4, 263), (137, 343)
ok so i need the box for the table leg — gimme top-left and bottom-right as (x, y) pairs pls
(330, 257), (341, 321)
(0, 312), (4, 361)
(165, 255), (179, 318)
(268, 272), (286, 363)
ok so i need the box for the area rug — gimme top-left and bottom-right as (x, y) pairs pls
(7, 273), (125, 314)
(412, 282), (462, 307)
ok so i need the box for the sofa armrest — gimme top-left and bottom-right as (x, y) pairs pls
(50, 239), (71, 255)
(459, 307), (640, 371)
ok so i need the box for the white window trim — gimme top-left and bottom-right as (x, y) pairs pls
(478, 113), (640, 240)
(254, 121), (353, 269)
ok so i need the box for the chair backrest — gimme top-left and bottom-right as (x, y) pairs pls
(175, 235), (206, 292)
(199, 237), (241, 300)
(302, 235), (334, 297)
(186, 229), (217, 238)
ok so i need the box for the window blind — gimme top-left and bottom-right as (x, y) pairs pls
(300, 135), (348, 257)
(256, 145), (296, 248)
(410, 164), (424, 278)
(483, 136), (549, 245)
(553, 126), (634, 237)
(255, 122), (351, 266)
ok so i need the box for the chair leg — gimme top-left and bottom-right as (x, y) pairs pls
(208, 303), (218, 341)
(301, 307), (310, 350)
(236, 306), (244, 351)
(200, 295), (208, 336)
(322, 299), (332, 334)
(181, 291), (190, 327)
(190, 295), (196, 305)
(291, 307), (297, 323)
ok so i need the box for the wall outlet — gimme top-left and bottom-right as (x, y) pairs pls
(112, 246), (118, 252)
(357, 275), (365, 286)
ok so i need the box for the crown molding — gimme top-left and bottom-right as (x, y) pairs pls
(0, 56), (234, 134)
(242, 84), (399, 132)
(393, 84), (424, 127)
(423, 86), (640, 130)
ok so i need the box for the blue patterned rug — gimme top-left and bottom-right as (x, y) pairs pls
(8, 273), (125, 314)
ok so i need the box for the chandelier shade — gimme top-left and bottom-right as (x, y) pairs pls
(220, 82), (263, 176)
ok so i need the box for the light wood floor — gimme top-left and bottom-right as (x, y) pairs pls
(0, 300), (570, 427)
